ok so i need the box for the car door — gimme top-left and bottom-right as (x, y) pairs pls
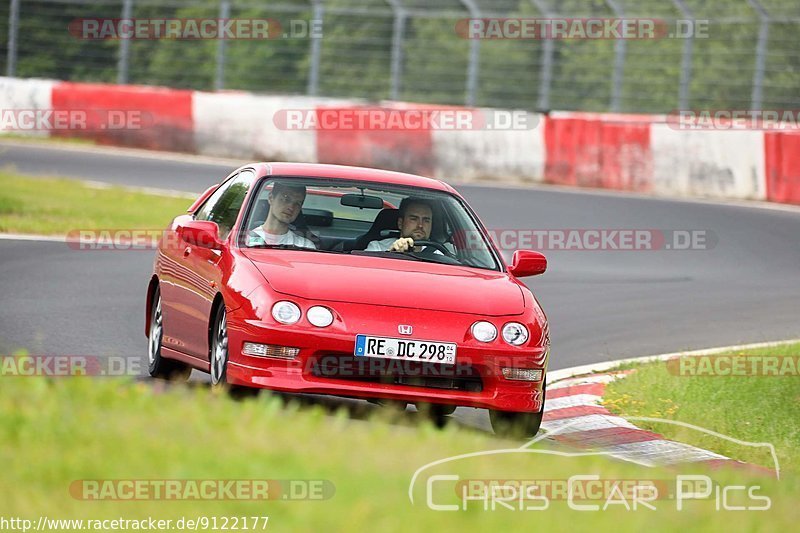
(165, 170), (254, 359)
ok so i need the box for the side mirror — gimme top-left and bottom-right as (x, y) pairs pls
(508, 250), (547, 278)
(179, 220), (224, 250)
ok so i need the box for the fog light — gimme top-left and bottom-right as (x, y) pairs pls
(272, 301), (301, 325)
(242, 342), (300, 359)
(307, 306), (334, 327)
(501, 367), (543, 381)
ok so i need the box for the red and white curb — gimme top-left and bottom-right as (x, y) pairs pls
(541, 370), (778, 476)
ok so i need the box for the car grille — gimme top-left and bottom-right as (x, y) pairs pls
(309, 353), (483, 393)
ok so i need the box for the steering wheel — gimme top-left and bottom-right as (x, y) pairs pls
(409, 239), (457, 259)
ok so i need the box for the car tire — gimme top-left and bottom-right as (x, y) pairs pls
(416, 403), (456, 429)
(148, 287), (191, 381)
(209, 302), (259, 399)
(489, 384), (546, 438)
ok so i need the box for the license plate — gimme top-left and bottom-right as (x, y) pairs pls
(354, 334), (456, 364)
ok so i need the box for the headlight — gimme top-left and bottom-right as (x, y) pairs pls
(307, 306), (334, 327)
(271, 301), (301, 325)
(471, 321), (497, 342)
(502, 322), (529, 346)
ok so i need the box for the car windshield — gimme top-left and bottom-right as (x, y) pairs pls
(240, 178), (501, 271)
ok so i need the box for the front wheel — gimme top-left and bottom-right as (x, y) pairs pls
(209, 304), (229, 386)
(210, 303), (258, 399)
(489, 385), (546, 438)
(416, 403), (457, 429)
(148, 287), (191, 381)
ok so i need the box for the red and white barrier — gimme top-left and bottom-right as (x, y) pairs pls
(2, 76), (799, 206)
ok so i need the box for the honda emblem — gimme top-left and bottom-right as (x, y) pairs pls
(398, 324), (413, 335)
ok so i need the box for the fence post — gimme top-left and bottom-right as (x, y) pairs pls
(605, 0), (626, 112)
(306, 0), (324, 96)
(671, 0), (694, 110)
(117, 0), (134, 84)
(531, 0), (554, 111)
(6, 0), (20, 77)
(458, 0), (481, 106)
(214, 0), (231, 91)
(747, 0), (769, 111)
(386, 0), (407, 101)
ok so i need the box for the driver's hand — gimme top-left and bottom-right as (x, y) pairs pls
(388, 237), (414, 252)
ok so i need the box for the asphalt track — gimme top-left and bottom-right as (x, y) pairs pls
(2, 140), (800, 427)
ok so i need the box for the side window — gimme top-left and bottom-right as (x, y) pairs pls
(195, 171), (255, 239)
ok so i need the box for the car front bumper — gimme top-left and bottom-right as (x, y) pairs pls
(226, 313), (548, 413)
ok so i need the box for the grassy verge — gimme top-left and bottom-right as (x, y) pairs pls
(0, 367), (798, 532)
(0, 132), (97, 147)
(0, 172), (191, 235)
(603, 342), (800, 474)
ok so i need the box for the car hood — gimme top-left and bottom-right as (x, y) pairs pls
(243, 250), (525, 316)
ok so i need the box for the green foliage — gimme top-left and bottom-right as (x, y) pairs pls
(2, 0), (800, 112)
(1, 372), (799, 530)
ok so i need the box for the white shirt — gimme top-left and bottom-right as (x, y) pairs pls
(248, 227), (316, 249)
(366, 237), (453, 255)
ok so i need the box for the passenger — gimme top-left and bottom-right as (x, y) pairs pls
(248, 182), (316, 249)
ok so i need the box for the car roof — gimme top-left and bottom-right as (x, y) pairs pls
(248, 162), (457, 194)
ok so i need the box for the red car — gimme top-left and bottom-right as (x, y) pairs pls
(145, 163), (550, 435)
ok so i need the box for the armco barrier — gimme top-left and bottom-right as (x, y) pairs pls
(432, 108), (545, 183)
(0, 77), (54, 138)
(314, 103), (435, 176)
(544, 113), (653, 192)
(192, 91), (323, 162)
(764, 132), (800, 205)
(651, 124), (766, 201)
(1, 77), (799, 206)
(50, 82), (194, 152)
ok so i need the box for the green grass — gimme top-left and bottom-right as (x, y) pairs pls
(603, 342), (800, 475)
(0, 172), (192, 235)
(0, 370), (798, 532)
(0, 132), (97, 147)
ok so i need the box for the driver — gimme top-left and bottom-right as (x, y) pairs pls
(366, 197), (447, 254)
(247, 181), (316, 249)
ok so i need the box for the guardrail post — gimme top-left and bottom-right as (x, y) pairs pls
(386, 0), (407, 101)
(214, 0), (231, 91)
(307, 0), (324, 96)
(6, 0), (20, 77)
(747, 0), (769, 110)
(117, 0), (134, 84)
(531, 0), (554, 111)
(605, 0), (627, 112)
(458, 0), (481, 106)
(671, 0), (694, 110)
